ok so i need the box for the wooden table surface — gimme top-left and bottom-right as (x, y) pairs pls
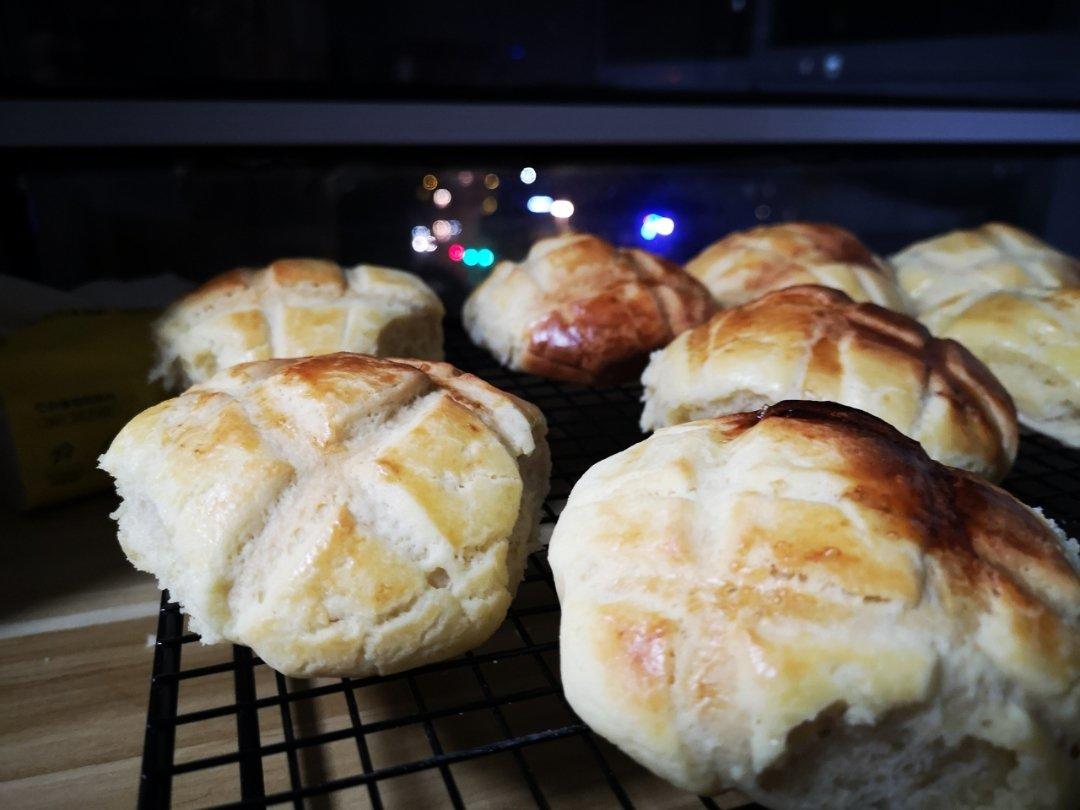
(0, 494), (750, 809)
(0, 494), (159, 808)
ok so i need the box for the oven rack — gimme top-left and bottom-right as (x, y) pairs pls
(138, 321), (1080, 809)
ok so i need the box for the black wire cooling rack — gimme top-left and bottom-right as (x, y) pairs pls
(139, 322), (1080, 809)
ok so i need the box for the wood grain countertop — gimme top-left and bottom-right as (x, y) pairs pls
(0, 494), (159, 808)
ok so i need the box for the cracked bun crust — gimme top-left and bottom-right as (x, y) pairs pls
(641, 285), (1018, 480)
(101, 353), (550, 678)
(462, 234), (716, 385)
(921, 287), (1080, 448)
(892, 223), (1080, 315)
(686, 222), (908, 311)
(550, 401), (1080, 809)
(153, 259), (445, 389)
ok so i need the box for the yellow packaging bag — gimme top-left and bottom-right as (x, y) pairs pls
(0, 310), (167, 509)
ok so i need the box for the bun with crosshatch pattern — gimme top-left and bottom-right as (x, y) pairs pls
(892, 222), (1080, 315)
(153, 258), (444, 389)
(685, 222), (908, 311)
(640, 285), (1018, 480)
(463, 234), (716, 385)
(920, 287), (1080, 449)
(550, 401), (1080, 808)
(101, 353), (550, 678)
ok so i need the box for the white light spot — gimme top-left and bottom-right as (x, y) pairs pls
(432, 220), (451, 241)
(550, 199), (575, 219)
(411, 234), (437, 253)
(527, 195), (553, 213)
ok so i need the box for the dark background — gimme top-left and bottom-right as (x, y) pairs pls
(2, 0), (1079, 306)
(4, 0), (1079, 103)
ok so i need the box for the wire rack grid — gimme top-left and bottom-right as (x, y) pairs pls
(138, 321), (1080, 809)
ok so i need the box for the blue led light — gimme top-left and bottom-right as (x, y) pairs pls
(463, 248), (479, 266)
(477, 248), (495, 267)
(640, 213), (676, 240)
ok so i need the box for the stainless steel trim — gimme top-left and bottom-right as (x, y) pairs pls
(2, 100), (1078, 147)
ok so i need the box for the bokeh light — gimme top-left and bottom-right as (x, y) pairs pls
(411, 234), (436, 253)
(463, 248), (479, 266)
(484, 173), (500, 189)
(433, 188), (452, 208)
(519, 167), (537, 184)
(482, 196), (498, 214)
(458, 171), (474, 186)
(527, 195), (553, 213)
(448, 243), (465, 261)
(640, 213), (676, 240)
(550, 199), (575, 219)
(432, 219), (451, 241)
(422, 174), (438, 191)
(477, 248), (495, 267)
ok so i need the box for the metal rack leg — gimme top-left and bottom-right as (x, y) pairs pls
(138, 593), (184, 810)
(232, 646), (266, 802)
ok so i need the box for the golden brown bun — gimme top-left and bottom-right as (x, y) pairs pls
(462, 234), (716, 384)
(686, 222), (908, 311)
(550, 401), (1080, 809)
(100, 353), (550, 678)
(922, 288), (1080, 448)
(892, 222), (1080, 315)
(153, 259), (444, 389)
(641, 285), (1018, 480)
